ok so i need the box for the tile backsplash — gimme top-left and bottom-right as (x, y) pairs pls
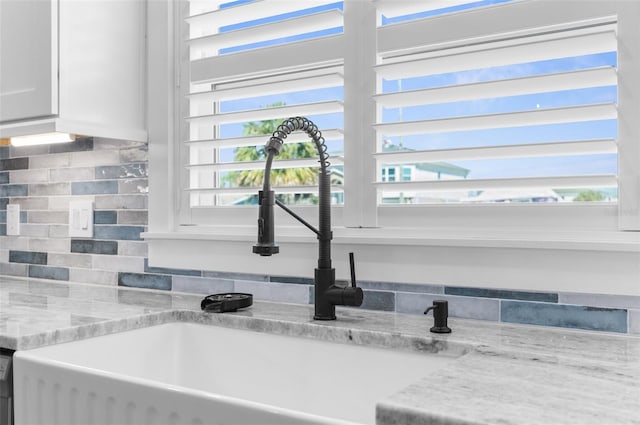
(1, 138), (639, 335)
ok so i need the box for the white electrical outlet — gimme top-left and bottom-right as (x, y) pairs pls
(69, 201), (94, 237)
(6, 204), (20, 236)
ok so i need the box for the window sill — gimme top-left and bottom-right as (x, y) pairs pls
(144, 226), (639, 295)
(143, 226), (640, 252)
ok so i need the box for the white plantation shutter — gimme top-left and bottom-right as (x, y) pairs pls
(182, 0), (345, 215)
(177, 0), (640, 230)
(372, 0), (622, 205)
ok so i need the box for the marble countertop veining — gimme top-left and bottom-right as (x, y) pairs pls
(1, 276), (639, 425)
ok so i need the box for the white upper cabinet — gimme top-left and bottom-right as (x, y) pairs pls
(0, 0), (146, 141)
(0, 0), (57, 122)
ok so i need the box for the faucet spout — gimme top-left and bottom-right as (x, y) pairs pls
(253, 117), (363, 320)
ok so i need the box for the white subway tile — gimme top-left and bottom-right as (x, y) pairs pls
(117, 240), (148, 257)
(70, 150), (120, 167)
(9, 169), (49, 184)
(1, 236), (30, 250)
(28, 182), (70, 196)
(28, 210), (69, 224)
(49, 167), (95, 182)
(0, 249), (8, 263)
(48, 195), (95, 211)
(0, 262), (28, 277)
(117, 210), (148, 225)
(29, 238), (70, 253)
(93, 138), (142, 151)
(29, 153), (70, 169)
(10, 145), (49, 157)
(9, 197), (49, 210)
(48, 253), (92, 268)
(92, 255), (144, 273)
(95, 195), (147, 210)
(69, 268), (118, 286)
(48, 225), (70, 238)
(234, 280), (310, 304)
(20, 224), (50, 238)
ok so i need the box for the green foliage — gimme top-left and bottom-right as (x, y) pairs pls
(574, 190), (606, 202)
(222, 103), (319, 204)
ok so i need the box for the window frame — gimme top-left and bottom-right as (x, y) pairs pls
(145, 0), (640, 290)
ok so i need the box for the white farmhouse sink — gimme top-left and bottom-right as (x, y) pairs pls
(14, 322), (455, 425)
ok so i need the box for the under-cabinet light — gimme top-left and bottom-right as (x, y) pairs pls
(10, 132), (75, 147)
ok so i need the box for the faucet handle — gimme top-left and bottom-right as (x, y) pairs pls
(344, 252), (363, 306)
(349, 252), (357, 288)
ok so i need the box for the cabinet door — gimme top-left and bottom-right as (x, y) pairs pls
(0, 0), (57, 123)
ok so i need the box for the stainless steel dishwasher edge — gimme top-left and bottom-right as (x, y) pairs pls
(0, 349), (13, 425)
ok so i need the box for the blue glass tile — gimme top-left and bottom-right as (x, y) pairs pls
(359, 281), (444, 294)
(70, 239), (118, 255)
(49, 137), (93, 153)
(94, 210), (118, 224)
(0, 158), (28, 171)
(203, 271), (269, 282)
(144, 258), (201, 277)
(446, 287), (558, 303)
(118, 272), (172, 291)
(501, 301), (627, 333)
(71, 180), (119, 195)
(234, 280), (309, 304)
(0, 172), (8, 184)
(270, 275), (315, 285)
(396, 292), (500, 321)
(630, 310), (640, 335)
(0, 184), (28, 197)
(172, 276), (234, 295)
(358, 290), (395, 312)
(0, 224), (5, 236)
(0, 146), (8, 159)
(29, 265), (70, 281)
(96, 163), (147, 179)
(9, 250), (47, 265)
(559, 293), (640, 310)
(94, 225), (144, 241)
(0, 198), (7, 210)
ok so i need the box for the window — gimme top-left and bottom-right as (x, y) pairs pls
(375, 1), (618, 206)
(145, 0), (639, 290)
(181, 0), (345, 225)
(174, 0), (639, 232)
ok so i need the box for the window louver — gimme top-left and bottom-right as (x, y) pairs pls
(372, 1), (618, 204)
(183, 1), (345, 208)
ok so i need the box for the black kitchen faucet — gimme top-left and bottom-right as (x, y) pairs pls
(253, 117), (363, 320)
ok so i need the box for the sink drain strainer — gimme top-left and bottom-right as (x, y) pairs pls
(200, 293), (253, 313)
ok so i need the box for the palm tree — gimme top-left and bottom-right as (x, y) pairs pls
(223, 103), (319, 204)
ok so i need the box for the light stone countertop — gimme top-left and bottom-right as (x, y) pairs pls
(1, 276), (638, 425)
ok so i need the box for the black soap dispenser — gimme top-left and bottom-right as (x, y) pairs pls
(424, 300), (452, 334)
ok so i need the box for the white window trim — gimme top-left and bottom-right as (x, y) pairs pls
(145, 0), (640, 296)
